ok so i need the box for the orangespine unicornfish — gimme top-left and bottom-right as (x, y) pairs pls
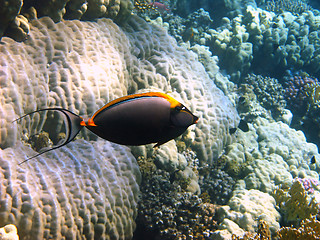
(14, 92), (199, 165)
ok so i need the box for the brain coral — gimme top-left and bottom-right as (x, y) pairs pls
(0, 16), (239, 165)
(0, 140), (141, 239)
(0, 0), (134, 40)
(0, 15), (238, 238)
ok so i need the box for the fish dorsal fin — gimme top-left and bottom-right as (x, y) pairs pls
(90, 92), (181, 121)
(13, 108), (84, 165)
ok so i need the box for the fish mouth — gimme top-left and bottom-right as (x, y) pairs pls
(194, 116), (199, 124)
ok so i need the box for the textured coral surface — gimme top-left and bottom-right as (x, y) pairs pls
(0, 140), (140, 239)
(0, 16), (239, 165)
(0, 15), (239, 238)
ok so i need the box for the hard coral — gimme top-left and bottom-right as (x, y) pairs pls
(242, 74), (286, 118)
(0, 224), (19, 240)
(273, 180), (319, 227)
(275, 217), (320, 240)
(283, 74), (320, 146)
(263, 0), (313, 15)
(0, 0), (134, 40)
(0, 0), (22, 39)
(295, 177), (319, 194)
(0, 140), (141, 239)
(283, 75), (319, 116)
(3, 14), (29, 42)
(231, 220), (271, 240)
(1, 15), (238, 238)
(134, 169), (218, 239)
(199, 167), (236, 205)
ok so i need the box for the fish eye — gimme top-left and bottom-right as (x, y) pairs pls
(175, 105), (186, 111)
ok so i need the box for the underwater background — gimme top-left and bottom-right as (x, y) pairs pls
(1, 0), (320, 239)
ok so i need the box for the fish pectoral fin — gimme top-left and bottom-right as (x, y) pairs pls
(153, 140), (170, 148)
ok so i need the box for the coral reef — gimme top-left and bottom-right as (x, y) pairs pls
(0, 16), (239, 165)
(231, 220), (271, 240)
(273, 180), (319, 227)
(227, 216), (320, 239)
(133, 168), (218, 239)
(223, 115), (320, 193)
(0, 140), (141, 239)
(241, 74), (286, 118)
(295, 177), (319, 193)
(0, 14), (240, 238)
(143, 4), (320, 84)
(166, 6), (320, 81)
(282, 74), (320, 146)
(236, 84), (273, 122)
(145, 8), (213, 46)
(275, 217), (320, 240)
(283, 75), (319, 116)
(208, 14), (253, 81)
(248, 8), (320, 78)
(0, 0), (23, 40)
(199, 167), (236, 205)
(260, 0), (314, 15)
(0, 0), (134, 40)
(174, 0), (256, 25)
(212, 95), (320, 237)
(216, 189), (281, 235)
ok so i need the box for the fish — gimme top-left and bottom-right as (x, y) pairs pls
(14, 92), (198, 164)
(229, 119), (249, 134)
(311, 155), (316, 164)
(148, 2), (171, 13)
(182, 27), (194, 42)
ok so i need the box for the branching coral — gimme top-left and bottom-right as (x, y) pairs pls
(275, 217), (320, 240)
(282, 74), (320, 146)
(241, 74), (286, 118)
(231, 217), (320, 240)
(262, 0), (313, 15)
(134, 169), (218, 239)
(273, 180), (319, 227)
(199, 167), (236, 205)
(283, 75), (319, 116)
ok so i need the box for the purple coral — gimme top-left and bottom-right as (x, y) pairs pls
(283, 76), (318, 115)
(295, 177), (319, 194)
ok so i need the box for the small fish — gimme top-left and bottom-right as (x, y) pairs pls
(229, 127), (237, 134)
(14, 92), (198, 164)
(230, 119), (249, 134)
(182, 27), (194, 42)
(311, 155), (316, 164)
(149, 1), (170, 13)
(238, 119), (249, 132)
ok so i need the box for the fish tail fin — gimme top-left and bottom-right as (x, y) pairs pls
(13, 108), (84, 164)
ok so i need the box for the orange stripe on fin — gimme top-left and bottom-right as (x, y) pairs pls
(87, 118), (97, 126)
(90, 92), (181, 120)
